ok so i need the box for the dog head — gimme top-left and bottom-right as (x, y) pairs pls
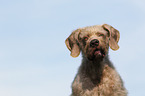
(65, 24), (120, 60)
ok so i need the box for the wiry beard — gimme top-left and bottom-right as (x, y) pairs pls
(85, 46), (106, 61)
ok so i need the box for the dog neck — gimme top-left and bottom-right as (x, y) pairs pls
(79, 54), (113, 85)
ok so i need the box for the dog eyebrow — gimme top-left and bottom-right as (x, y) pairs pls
(79, 32), (91, 39)
(86, 34), (91, 37)
(96, 32), (105, 35)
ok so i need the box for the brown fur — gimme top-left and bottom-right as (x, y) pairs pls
(65, 24), (127, 96)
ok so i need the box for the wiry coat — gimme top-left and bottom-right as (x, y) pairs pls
(65, 24), (127, 96)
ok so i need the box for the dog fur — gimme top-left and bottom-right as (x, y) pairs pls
(65, 24), (127, 96)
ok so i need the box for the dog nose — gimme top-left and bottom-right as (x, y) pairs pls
(90, 39), (99, 47)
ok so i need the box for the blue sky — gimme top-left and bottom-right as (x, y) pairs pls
(0, 0), (145, 96)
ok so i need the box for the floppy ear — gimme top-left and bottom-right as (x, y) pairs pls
(102, 24), (120, 51)
(65, 29), (81, 57)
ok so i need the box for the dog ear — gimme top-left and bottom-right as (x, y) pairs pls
(65, 29), (81, 57)
(102, 24), (120, 51)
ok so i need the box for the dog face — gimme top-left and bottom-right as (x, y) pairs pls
(78, 25), (110, 60)
(65, 24), (120, 60)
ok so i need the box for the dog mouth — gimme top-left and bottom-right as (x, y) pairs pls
(94, 48), (105, 57)
(87, 47), (106, 60)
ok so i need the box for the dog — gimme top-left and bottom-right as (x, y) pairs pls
(65, 24), (127, 96)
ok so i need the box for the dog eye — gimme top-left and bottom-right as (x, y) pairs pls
(98, 33), (104, 37)
(83, 36), (88, 41)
